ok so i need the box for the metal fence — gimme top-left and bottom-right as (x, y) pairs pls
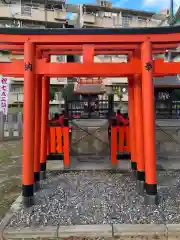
(155, 101), (180, 119)
(155, 88), (180, 119)
(66, 100), (121, 119)
(0, 112), (23, 141)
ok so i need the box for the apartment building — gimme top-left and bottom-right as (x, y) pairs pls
(0, 0), (168, 110)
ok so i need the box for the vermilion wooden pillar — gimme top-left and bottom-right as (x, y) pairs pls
(34, 75), (42, 191)
(133, 74), (145, 195)
(22, 41), (35, 207)
(141, 39), (158, 205)
(40, 76), (50, 180)
(128, 77), (137, 172)
(83, 45), (94, 63)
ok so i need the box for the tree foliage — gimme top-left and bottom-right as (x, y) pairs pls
(174, 89), (180, 99)
(49, 86), (56, 101)
(49, 83), (79, 102)
(61, 83), (79, 101)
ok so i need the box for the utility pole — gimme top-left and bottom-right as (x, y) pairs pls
(45, 0), (48, 28)
(169, 0), (174, 25)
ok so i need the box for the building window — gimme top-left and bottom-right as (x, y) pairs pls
(21, 4), (32, 16)
(54, 92), (63, 101)
(138, 17), (147, 23)
(11, 85), (24, 93)
(104, 12), (112, 18)
(122, 16), (132, 27)
(100, 1), (108, 7)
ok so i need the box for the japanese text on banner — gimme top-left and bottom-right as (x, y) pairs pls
(0, 76), (10, 115)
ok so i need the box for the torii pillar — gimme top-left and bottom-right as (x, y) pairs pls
(141, 39), (158, 205)
(34, 50), (42, 191)
(22, 41), (36, 207)
(34, 74), (42, 191)
(40, 76), (50, 180)
(134, 74), (145, 195)
(128, 77), (137, 173)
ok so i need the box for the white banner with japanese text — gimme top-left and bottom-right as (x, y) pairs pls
(0, 76), (11, 115)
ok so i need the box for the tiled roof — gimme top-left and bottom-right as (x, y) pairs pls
(74, 84), (106, 94)
(175, 7), (180, 19)
(169, 7), (180, 25)
(154, 76), (180, 86)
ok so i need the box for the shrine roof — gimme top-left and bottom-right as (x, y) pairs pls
(154, 76), (180, 87)
(74, 84), (106, 94)
(0, 26), (179, 35)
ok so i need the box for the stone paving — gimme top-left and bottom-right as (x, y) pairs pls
(5, 170), (180, 230)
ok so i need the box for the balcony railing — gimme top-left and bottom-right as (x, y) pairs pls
(8, 92), (64, 105)
(0, 3), (68, 23)
(83, 13), (96, 23)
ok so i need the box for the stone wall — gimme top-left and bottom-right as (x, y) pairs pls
(156, 119), (180, 160)
(70, 119), (180, 159)
(70, 119), (109, 156)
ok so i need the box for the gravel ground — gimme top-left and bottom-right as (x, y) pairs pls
(6, 170), (180, 229)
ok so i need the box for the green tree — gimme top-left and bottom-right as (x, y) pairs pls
(49, 83), (79, 102)
(61, 83), (79, 101)
(174, 89), (180, 99)
(49, 86), (56, 101)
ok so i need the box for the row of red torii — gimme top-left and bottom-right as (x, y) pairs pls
(0, 26), (180, 206)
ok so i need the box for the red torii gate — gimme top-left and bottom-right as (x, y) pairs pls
(0, 26), (180, 207)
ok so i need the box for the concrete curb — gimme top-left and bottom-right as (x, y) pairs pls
(58, 224), (112, 238)
(113, 224), (167, 239)
(0, 194), (22, 239)
(47, 161), (64, 171)
(3, 223), (169, 239)
(167, 224), (180, 239)
(3, 226), (58, 239)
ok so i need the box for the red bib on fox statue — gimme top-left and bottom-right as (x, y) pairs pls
(116, 110), (129, 125)
(116, 113), (129, 125)
(58, 112), (72, 130)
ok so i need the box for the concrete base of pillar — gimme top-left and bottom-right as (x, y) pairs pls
(64, 165), (70, 170)
(131, 170), (137, 179)
(144, 194), (159, 206)
(34, 181), (40, 192)
(136, 180), (145, 196)
(40, 171), (46, 180)
(111, 164), (117, 170)
(23, 196), (34, 208)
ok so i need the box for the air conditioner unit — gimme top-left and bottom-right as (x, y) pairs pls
(57, 78), (67, 84)
(56, 55), (64, 62)
(57, 78), (63, 82)
(13, 20), (21, 27)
